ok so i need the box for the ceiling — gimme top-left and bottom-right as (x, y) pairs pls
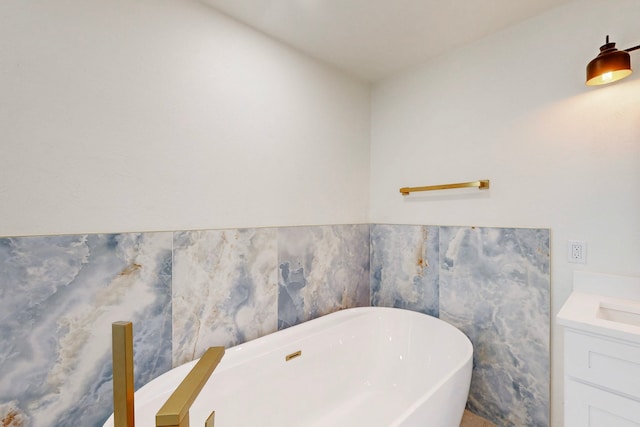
(200, 0), (572, 82)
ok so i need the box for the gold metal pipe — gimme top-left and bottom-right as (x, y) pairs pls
(205, 412), (215, 427)
(156, 347), (225, 427)
(112, 321), (135, 427)
(400, 180), (490, 195)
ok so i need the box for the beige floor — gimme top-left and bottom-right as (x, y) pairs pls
(460, 410), (497, 427)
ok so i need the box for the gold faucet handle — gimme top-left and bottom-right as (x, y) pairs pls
(205, 411), (215, 427)
(156, 346), (225, 427)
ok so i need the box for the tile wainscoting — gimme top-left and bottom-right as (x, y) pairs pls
(0, 224), (549, 427)
(0, 233), (173, 426)
(371, 225), (550, 426)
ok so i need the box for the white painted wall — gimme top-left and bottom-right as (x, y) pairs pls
(0, 0), (371, 237)
(3, 0), (639, 424)
(370, 0), (640, 425)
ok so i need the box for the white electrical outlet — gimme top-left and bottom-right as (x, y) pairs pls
(568, 240), (586, 264)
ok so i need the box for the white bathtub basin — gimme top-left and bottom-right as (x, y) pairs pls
(104, 307), (473, 427)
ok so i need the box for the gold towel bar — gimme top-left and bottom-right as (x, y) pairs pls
(400, 180), (490, 195)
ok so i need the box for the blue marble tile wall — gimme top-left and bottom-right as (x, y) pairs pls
(371, 224), (550, 427)
(172, 228), (278, 366)
(277, 225), (370, 329)
(0, 224), (370, 427)
(1, 223), (547, 427)
(370, 224), (440, 317)
(0, 233), (173, 427)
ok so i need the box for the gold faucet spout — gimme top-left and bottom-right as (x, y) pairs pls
(155, 347), (225, 427)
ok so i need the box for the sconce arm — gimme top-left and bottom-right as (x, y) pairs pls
(625, 44), (640, 53)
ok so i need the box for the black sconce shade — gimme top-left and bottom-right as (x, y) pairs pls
(586, 35), (639, 86)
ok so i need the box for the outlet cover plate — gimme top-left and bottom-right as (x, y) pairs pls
(568, 240), (586, 264)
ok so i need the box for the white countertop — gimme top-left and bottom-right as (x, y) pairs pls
(557, 271), (640, 345)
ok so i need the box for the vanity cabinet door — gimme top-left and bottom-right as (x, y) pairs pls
(565, 379), (640, 427)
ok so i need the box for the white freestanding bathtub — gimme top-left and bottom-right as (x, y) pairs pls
(104, 307), (473, 427)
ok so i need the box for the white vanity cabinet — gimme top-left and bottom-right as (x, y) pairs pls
(563, 330), (640, 426)
(558, 272), (640, 427)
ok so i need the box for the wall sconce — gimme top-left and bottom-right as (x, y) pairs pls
(586, 35), (640, 86)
